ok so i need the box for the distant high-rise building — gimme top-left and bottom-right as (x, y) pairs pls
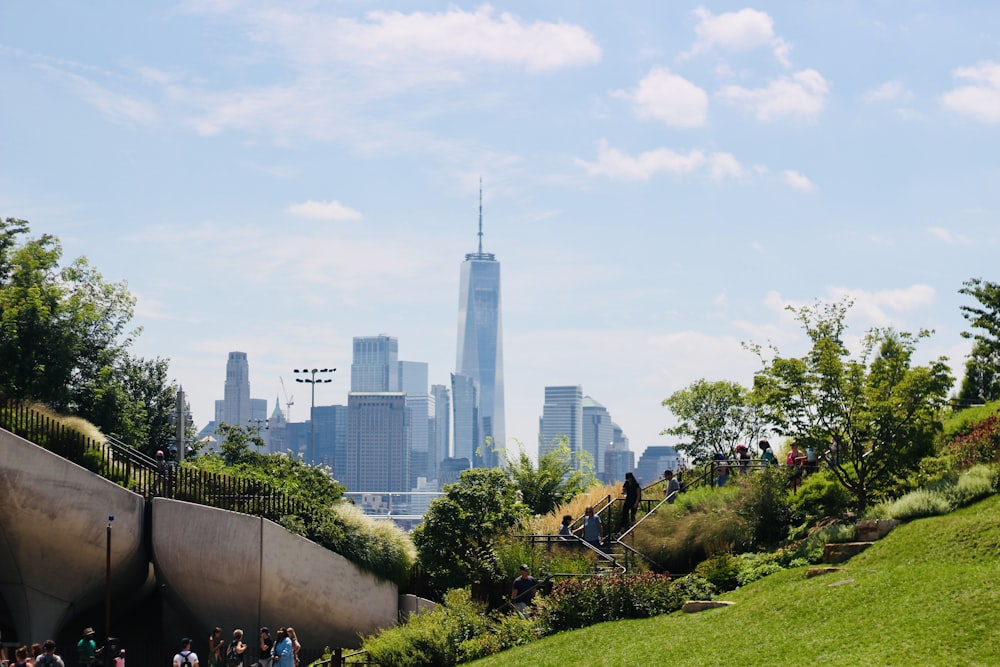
(345, 392), (410, 493)
(582, 396), (614, 477)
(454, 186), (505, 468)
(222, 352), (251, 428)
(539, 385), (583, 464)
(604, 423), (634, 485)
(451, 373), (480, 465)
(351, 336), (399, 392)
(439, 457), (471, 487)
(634, 445), (682, 487)
(399, 361), (433, 489)
(430, 383), (451, 483)
(313, 404), (348, 476)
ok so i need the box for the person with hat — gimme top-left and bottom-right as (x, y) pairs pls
(511, 564), (537, 613)
(256, 628), (273, 667)
(172, 638), (198, 667)
(35, 640), (64, 667)
(76, 628), (100, 667)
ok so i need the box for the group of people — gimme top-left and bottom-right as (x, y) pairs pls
(0, 627), (124, 667)
(183, 626), (301, 667)
(711, 439), (821, 491)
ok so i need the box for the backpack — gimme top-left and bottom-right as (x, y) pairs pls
(226, 643), (242, 667)
(180, 650), (193, 667)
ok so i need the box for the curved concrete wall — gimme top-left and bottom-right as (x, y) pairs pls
(152, 499), (398, 649)
(0, 428), (148, 643)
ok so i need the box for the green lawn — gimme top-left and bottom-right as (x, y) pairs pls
(471, 495), (1000, 667)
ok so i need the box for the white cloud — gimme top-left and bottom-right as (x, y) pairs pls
(39, 64), (158, 126)
(783, 170), (816, 191)
(941, 61), (1000, 123)
(683, 6), (791, 67)
(927, 226), (972, 244)
(575, 143), (752, 183)
(763, 285), (937, 331)
(863, 80), (910, 103)
(718, 69), (829, 122)
(287, 200), (364, 221)
(613, 67), (708, 128)
(203, 4), (600, 76)
(575, 141), (706, 181)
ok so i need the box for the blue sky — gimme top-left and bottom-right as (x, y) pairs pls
(2, 2), (998, 463)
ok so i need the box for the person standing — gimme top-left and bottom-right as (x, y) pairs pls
(34, 641), (64, 667)
(284, 628), (300, 667)
(76, 628), (100, 667)
(225, 630), (246, 667)
(172, 638), (199, 667)
(257, 628), (273, 667)
(664, 470), (680, 503)
(759, 440), (778, 467)
(574, 506), (603, 549)
(207, 628), (224, 667)
(557, 514), (573, 538)
(787, 442), (807, 491)
(621, 472), (641, 531)
(271, 630), (293, 667)
(510, 564), (537, 613)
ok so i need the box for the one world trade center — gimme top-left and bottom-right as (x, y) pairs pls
(453, 186), (505, 468)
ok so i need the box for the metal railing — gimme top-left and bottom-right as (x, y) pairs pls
(0, 396), (304, 522)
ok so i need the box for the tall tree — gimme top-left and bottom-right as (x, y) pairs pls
(412, 468), (528, 594)
(958, 278), (1000, 403)
(750, 300), (953, 512)
(661, 378), (767, 462)
(0, 218), (177, 450)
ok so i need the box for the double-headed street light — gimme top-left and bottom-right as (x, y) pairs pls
(294, 367), (336, 465)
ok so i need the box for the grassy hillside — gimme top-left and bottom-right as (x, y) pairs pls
(471, 494), (1000, 667)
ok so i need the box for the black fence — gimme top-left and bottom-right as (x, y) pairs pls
(0, 396), (304, 522)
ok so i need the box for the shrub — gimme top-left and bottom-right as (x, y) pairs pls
(362, 589), (489, 667)
(943, 465), (995, 508)
(946, 414), (1000, 467)
(790, 522), (856, 563)
(882, 489), (952, 522)
(733, 551), (788, 587)
(633, 486), (749, 572)
(694, 554), (740, 591)
(734, 467), (794, 546)
(534, 573), (715, 633)
(458, 613), (541, 661)
(791, 471), (853, 524)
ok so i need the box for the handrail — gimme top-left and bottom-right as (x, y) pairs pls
(0, 395), (305, 521)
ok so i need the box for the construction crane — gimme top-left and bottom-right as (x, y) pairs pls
(279, 376), (295, 422)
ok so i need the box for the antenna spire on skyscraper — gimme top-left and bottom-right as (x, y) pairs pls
(478, 176), (484, 255)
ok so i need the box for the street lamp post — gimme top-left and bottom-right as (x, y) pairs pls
(105, 514), (114, 657)
(294, 367), (336, 465)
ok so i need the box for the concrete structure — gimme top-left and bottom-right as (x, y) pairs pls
(538, 385), (583, 464)
(399, 361), (433, 489)
(0, 429), (147, 646)
(454, 188), (505, 468)
(0, 427), (401, 651)
(152, 499), (396, 648)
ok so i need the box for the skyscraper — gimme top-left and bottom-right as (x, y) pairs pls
(582, 396), (614, 477)
(454, 186), (505, 468)
(346, 392), (410, 493)
(430, 383), (451, 484)
(351, 335), (399, 392)
(399, 361), (433, 488)
(538, 385), (583, 463)
(222, 351), (251, 428)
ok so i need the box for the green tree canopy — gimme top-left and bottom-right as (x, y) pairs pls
(507, 437), (596, 516)
(750, 300), (953, 512)
(661, 378), (767, 462)
(412, 467), (528, 595)
(958, 278), (1000, 403)
(0, 218), (178, 452)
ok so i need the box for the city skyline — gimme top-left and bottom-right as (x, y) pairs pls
(4, 3), (996, 464)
